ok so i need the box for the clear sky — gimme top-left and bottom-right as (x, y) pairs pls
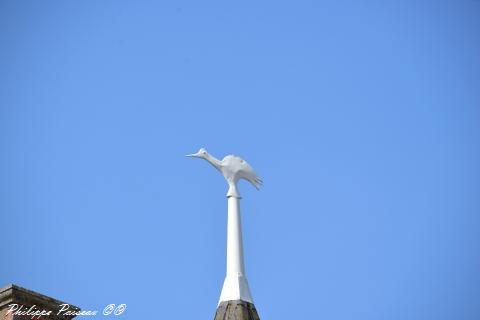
(1, 1), (479, 319)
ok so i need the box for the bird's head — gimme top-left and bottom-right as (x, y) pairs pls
(186, 147), (209, 159)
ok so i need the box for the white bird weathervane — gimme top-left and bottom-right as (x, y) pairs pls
(187, 148), (262, 320)
(186, 147), (262, 198)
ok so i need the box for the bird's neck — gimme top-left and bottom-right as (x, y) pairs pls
(205, 153), (222, 171)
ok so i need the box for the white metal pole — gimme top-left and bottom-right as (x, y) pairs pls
(226, 195), (245, 276)
(218, 194), (254, 304)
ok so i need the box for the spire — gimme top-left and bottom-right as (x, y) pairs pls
(187, 148), (262, 320)
(218, 195), (254, 304)
(214, 194), (260, 320)
(214, 300), (260, 320)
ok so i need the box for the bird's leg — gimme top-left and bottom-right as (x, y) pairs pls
(227, 180), (241, 198)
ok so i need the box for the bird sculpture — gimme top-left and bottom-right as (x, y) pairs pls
(186, 148), (262, 197)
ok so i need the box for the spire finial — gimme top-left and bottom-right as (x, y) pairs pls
(188, 148), (262, 319)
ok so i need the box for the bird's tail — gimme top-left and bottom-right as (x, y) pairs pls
(253, 177), (263, 190)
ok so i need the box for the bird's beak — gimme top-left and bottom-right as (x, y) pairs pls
(186, 152), (200, 158)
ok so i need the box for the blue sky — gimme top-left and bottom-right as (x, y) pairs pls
(1, 1), (479, 319)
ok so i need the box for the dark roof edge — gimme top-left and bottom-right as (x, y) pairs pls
(0, 283), (80, 311)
